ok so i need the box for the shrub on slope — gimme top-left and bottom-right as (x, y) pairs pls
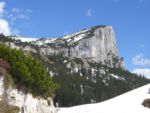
(0, 44), (59, 97)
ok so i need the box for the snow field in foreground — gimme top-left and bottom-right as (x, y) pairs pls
(57, 84), (150, 113)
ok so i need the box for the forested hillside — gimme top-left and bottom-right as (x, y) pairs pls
(40, 55), (150, 107)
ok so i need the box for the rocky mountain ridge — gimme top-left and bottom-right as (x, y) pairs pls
(7, 25), (124, 68)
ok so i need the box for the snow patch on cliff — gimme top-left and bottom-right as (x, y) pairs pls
(13, 37), (38, 42)
(58, 84), (150, 113)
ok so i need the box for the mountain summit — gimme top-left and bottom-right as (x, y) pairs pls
(11, 25), (124, 68)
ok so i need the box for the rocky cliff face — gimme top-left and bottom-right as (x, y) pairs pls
(36, 26), (124, 68)
(2, 25), (124, 68)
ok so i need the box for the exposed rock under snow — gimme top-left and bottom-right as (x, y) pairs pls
(0, 76), (56, 113)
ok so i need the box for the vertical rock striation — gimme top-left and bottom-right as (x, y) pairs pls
(38, 26), (124, 68)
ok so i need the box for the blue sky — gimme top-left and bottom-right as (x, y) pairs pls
(0, 0), (150, 78)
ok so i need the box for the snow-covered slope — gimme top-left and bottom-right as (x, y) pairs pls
(12, 36), (38, 42)
(57, 84), (150, 113)
(11, 28), (90, 46)
(29, 28), (90, 46)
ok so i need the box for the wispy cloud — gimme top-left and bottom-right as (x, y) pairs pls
(86, 9), (92, 17)
(0, 1), (11, 35)
(11, 8), (32, 14)
(0, 1), (5, 16)
(18, 14), (29, 19)
(0, 1), (31, 36)
(132, 54), (150, 66)
(132, 68), (150, 79)
(0, 19), (11, 35)
(9, 7), (31, 21)
(25, 9), (32, 13)
(11, 8), (20, 13)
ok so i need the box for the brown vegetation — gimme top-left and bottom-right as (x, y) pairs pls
(142, 98), (150, 108)
(0, 59), (10, 72)
(0, 101), (20, 113)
